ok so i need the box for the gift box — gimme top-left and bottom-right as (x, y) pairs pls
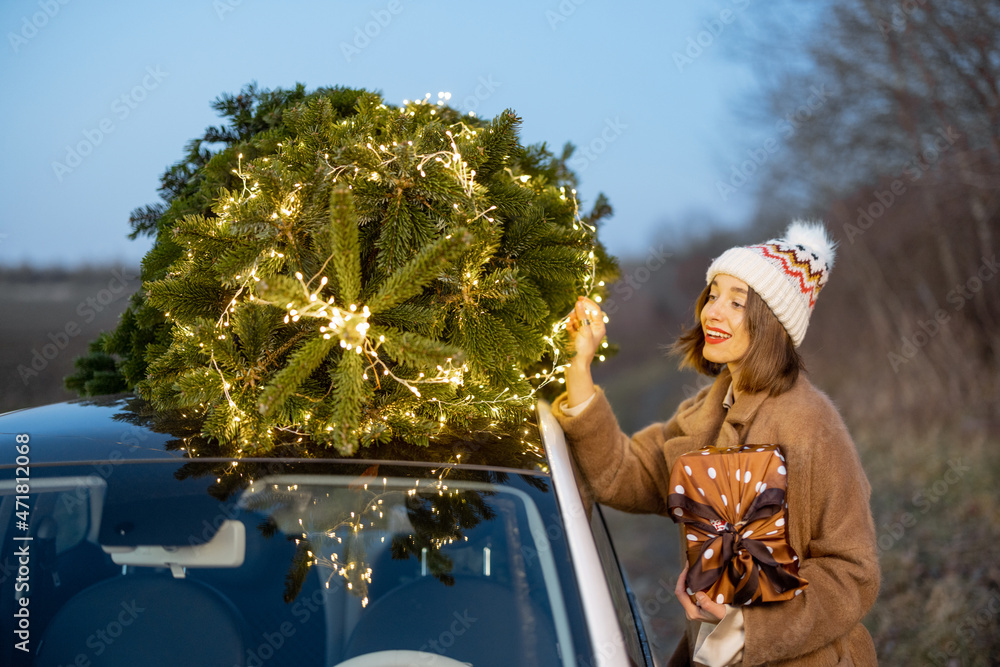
(668, 444), (808, 606)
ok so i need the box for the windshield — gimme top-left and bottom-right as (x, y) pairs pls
(0, 460), (588, 667)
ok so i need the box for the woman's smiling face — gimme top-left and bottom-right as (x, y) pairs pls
(701, 274), (751, 367)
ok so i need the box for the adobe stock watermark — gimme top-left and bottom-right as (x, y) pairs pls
(672, 0), (751, 73)
(887, 253), (997, 372)
(601, 244), (672, 315)
(716, 83), (832, 202)
(242, 621), (298, 667)
(51, 67), (169, 182)
(415, 610), (477, 661)
(7, 0), (71, 54)
(240, 583), (332, 666)
(681, 380), (713, 402)
(575, 639), (625, 667)
(876, 0), (927, 40)
(16, 266), (139, 385)
(520, 500), (594, 567)
(213, 0), (245, 20)
(59, 450), (136, 526)
(521, 512), (571, 566)
(545, 0), (588, 30)
(875, 457), (969, 553)
(843, 126), (961, 244)
(927, 591), (1000, 666)
(58, 599), (146, 664)
(454, 76), (501, 117)
(638, 574), (683, 619)
(567, 117), (627, 174)
(340, 0), (404, 63)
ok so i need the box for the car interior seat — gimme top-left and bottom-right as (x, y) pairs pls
(34, 569), (252, 667)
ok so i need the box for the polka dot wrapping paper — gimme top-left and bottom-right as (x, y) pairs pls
(667, 444), (808, 606)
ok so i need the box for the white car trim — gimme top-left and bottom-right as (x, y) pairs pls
(537, 401), (632, 667)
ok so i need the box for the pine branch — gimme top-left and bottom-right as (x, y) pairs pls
(229, 303), (283, 361)
(326, 187), (362, 304)
(366, 229), (472, 313)
(257, 335), (336, 417)
(128, 203), (167, 240)
(378, 329), (464, 369)
(146, 274), (231, 321)
(327, 350), (368, 454)
(471, 110), (523, 180)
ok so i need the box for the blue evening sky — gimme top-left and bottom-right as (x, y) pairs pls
(0, 0), (768, 268)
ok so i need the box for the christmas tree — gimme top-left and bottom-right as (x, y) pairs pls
(68, 83), (616, 456)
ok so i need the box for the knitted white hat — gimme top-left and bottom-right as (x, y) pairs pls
(706, 220), (836, 347)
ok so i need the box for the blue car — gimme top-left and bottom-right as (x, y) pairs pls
(0, 395), (655, 666)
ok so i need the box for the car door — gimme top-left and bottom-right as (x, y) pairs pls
(589, 504), (655, 667)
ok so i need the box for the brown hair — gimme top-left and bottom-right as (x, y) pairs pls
(670, 284), (803, 396)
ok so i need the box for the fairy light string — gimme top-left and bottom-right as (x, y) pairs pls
(253, 474), (479, 608)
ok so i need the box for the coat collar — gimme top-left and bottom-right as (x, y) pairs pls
(675, 367), (770, 440)
(724, 376), (770, 427)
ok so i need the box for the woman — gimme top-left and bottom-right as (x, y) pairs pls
(553, 222), (879, 666)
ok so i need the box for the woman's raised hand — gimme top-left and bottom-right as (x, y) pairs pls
(564, 296), (604, 410)
(567, 296), (606, 366)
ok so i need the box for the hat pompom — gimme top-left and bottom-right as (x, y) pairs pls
(783, 219), (837, 271)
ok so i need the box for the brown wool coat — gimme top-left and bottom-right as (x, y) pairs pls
(552, 368), (880, 666)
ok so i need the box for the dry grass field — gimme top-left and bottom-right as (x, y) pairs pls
(0, 266), (140, 413)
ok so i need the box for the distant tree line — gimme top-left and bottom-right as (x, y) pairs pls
(735, 0), (1000, 420)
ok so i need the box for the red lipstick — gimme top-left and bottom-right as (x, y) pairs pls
(704, 326), (731, 345)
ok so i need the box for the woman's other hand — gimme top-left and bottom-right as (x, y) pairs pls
(674, 564), (726, 623)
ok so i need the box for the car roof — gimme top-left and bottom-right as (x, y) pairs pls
(0, 394), (551, 475)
